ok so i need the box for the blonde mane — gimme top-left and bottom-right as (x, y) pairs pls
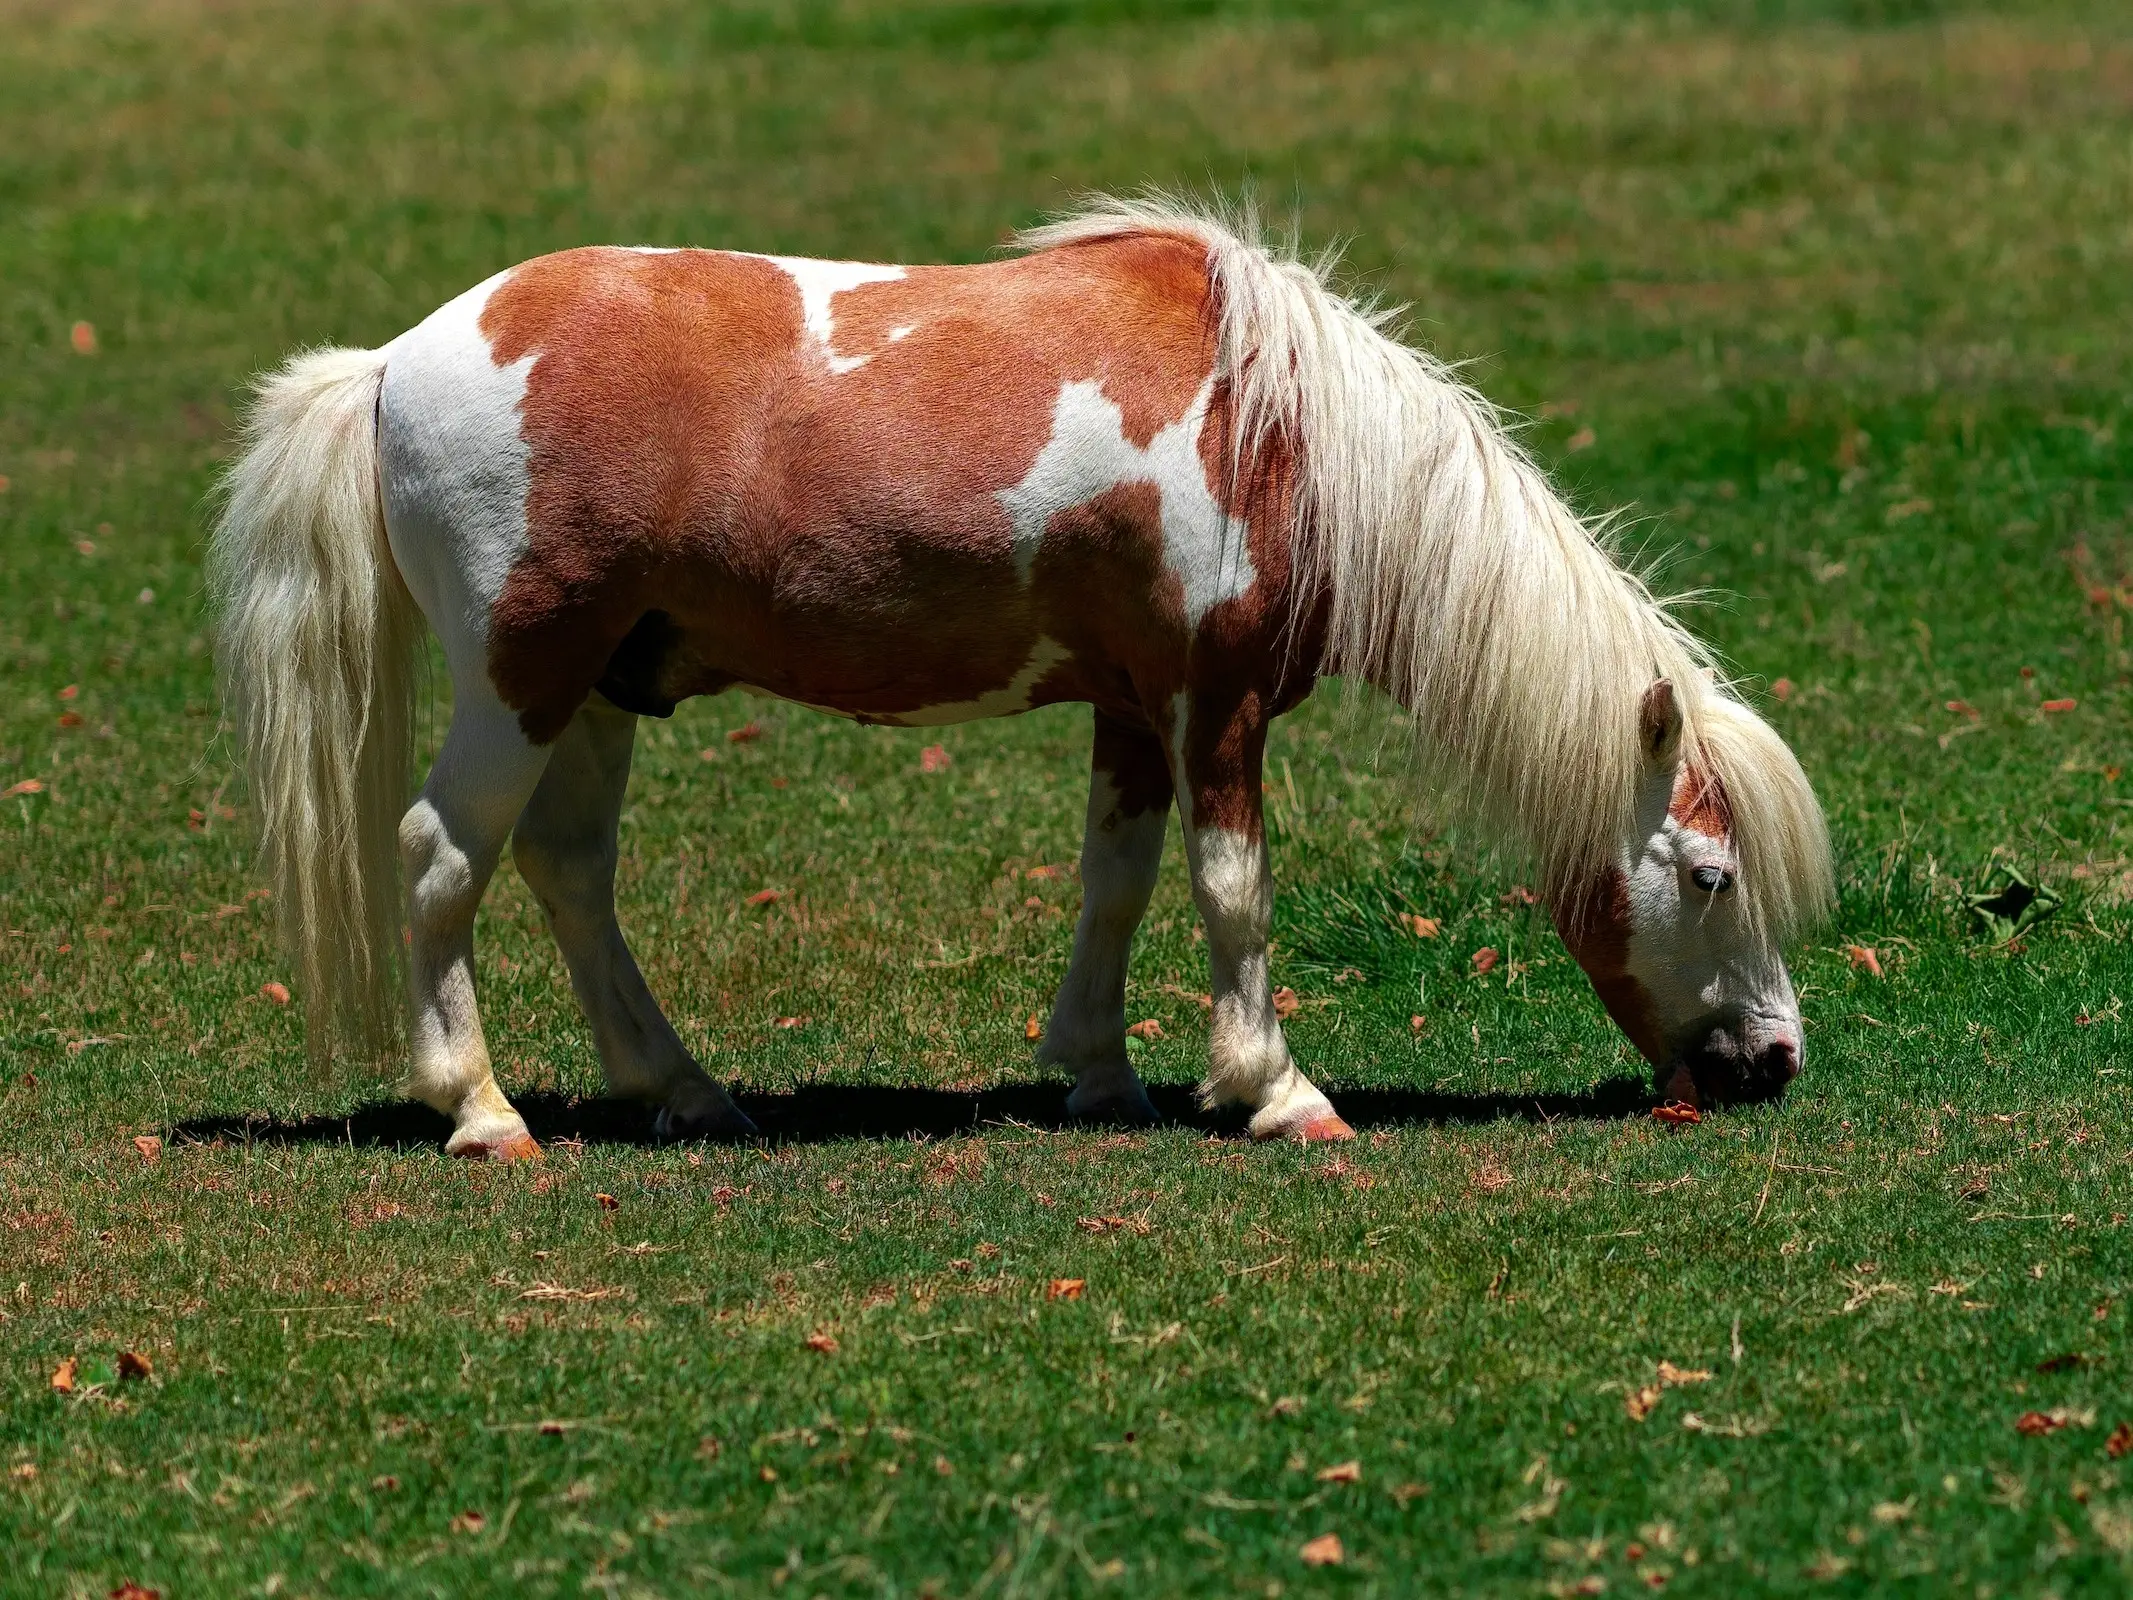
(1018, 195), (1833, 939)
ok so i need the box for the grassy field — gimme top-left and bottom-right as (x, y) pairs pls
(4, 0), (2132, 1594)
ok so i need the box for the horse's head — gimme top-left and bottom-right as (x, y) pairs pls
(1554, 679), (1820, 1109)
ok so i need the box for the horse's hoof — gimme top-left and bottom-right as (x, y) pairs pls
(448, 1130), (544, 1162)
(655, 1099), (759, 1143)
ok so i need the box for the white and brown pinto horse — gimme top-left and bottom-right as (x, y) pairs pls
(210, 199), (1832, 1159)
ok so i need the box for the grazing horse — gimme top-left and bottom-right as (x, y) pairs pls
(209, 198), (1832, 1159)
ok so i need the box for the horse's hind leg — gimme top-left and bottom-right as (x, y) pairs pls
(1043, 711), (1170, 1125)
(511, 697), (756, 1140)
(400, 692), (553, 1159)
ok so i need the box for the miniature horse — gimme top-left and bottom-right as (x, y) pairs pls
(210, 198), (1832, 1158)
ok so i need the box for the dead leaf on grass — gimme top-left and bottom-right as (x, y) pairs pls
(1125, 1019), (1163, 1041)
(1470, 947), (1500, 976)
(1651, 1102), (1700, 1126)
(919, 744), (950, 773)
(50, 1356), (76, 1394)
(1047, 1278), (1086, 1301)
(132, 1134), (162, 1163)
(449, 1509), (486, 1534)
(727, 721), (762, 744)
(804, 1332), (839, 1354)
(1656, 1362), (1710, 1386)
(1271, 987), (1300, 1019)
(1024, 1014), (1042, 1041)
(744, 888), (779, 907)
(2016, 1408), (2094, 1436)
(1316, 1460), (1362, 1484)
(1844, 945), (1883, 978)
(2106, 1422), (2132, 1459)
(1299, 1533), (1344, 1566)
(1625, 1385), (1663, 1422)
(1397, 912), (1440, 938)
(117, 1351), (152, 1382)
(260, 981), (290, 1005)
(2, 778), (43, 799)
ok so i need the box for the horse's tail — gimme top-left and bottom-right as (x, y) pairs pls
(208, 346), (421, 1065)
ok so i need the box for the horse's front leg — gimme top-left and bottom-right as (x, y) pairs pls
(1042, 710), (1172, 1125)
(1169, 691), (1354, 1142)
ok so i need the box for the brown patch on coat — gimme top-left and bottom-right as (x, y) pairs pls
(1553, 867), (1666, 1067)
(1670, 762), (1732, 840)
(1091, 709), (1173, 822)
(475, 235), (1245, 743)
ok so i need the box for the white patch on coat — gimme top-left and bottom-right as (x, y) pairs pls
(996, 378), (1255, 628)
(377, 270), (537, 676)
(755, 255), (907, 374)
(891, 637), (1071, 726)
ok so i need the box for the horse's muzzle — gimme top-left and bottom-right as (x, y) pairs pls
(1658, 1016), (1802, 1107)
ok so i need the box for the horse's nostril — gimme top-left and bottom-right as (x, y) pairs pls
(1760, 1036), (1801, 1081)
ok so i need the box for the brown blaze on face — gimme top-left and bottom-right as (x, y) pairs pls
(1554, 680), (1805, 1108)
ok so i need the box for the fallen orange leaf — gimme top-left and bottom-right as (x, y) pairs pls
(57, 712), (84, 728)
(1657, 1361), (1711, 1386)
(1470, 947), (1500, 976)
(727, 721), (762, 743)
(1316, 1460), (1362, 1484)
(1299, 1533), (1345, 1566)
(1501, 884), (1538, 907)
(50, 1356), (77, 1394)
(1125, 1018), (1163, 1041)
(1398, 912), (1440, 938)
(1771, 677), (1794, 702)
(1409, 1014), (1426, 1032)
(133, 1134), (162, 1162)
(1024, 1013), (1042, 1041)
(2041, 698), (2077, 714)
(1271, 987), (1300, 1019)
(260, 981), (291, 1004)
(108, 1584), (160, 1600)
(2107, 1421), (2132, 1459)
(919, 743), (950, 773)
(1625, 1384), (1662, 1421)
(1046, 1278), (1086, 1301)
(805, 1331), (839, 1354)
(1652, 1101), (1700, 1126)
(70, 321), (97, 355)
(2, 778), (43, 799)
(1845, 945), (1883, 978)
(117, 1351), (152, 1382)
(2015, 1410), (2062, 1436)
(595, 1193), (618, 1211)
(744, 888), (779, 906)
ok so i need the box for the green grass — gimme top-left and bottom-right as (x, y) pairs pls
(4, 0), (2132, 1594)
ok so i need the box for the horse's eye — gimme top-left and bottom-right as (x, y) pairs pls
(1690, 865), (1736, 895)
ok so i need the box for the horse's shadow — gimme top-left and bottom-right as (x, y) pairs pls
(166, 1076), (1656, 1152)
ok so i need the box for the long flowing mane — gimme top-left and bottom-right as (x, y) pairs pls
(1018, 196), (1832, 939)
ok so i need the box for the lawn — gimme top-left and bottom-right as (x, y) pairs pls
(3, 0), (2131, 1594)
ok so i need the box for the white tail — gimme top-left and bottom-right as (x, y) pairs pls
(208, 347), (422, 1063)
